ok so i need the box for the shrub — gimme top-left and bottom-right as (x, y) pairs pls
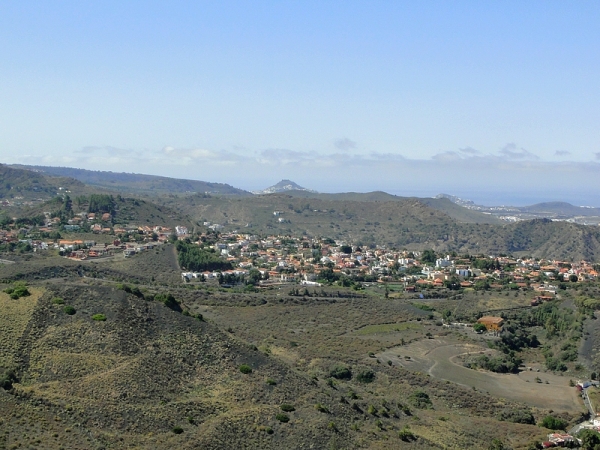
(266, 378), (277, 385)
(315, 403), (329, 413)
(154, 293), (181, 311)
(91, 314), (106, 321)
(52, 297), (65, 305)
(0, 370), (17, 390)
(356, 368), (375, 383)
(171, 426), (183, 434)
(239, 364), (252, 374)
(498, 408), (535, 425)
(280, 404), (295, 412)
(409, 390), (433, 409)
(540, 415), (567, 430)
(4, 282), (30, 299)
(63, 306), (76, 315)
(399, 426), (416, 441)
(275, 413), (289, 423)
(329, 364), (352, 380)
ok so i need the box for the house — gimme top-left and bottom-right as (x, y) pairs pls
(477, 316), (504, 331)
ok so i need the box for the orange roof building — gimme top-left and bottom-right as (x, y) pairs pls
(477, 316), (504, 331)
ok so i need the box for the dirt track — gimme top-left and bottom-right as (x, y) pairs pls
(378, 337), (583, 412)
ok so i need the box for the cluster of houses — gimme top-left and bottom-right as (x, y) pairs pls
(58, 239), (160, 260)
(177, 231), (599, 290)
(0, 219), (178, 258)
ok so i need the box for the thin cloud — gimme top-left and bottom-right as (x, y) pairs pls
(334, 138), (357, 151)
(595, 152), (600, 160)
(458, 146), (481, 155)
(499, 143), (539, 160)
(555, 150), (571, 156)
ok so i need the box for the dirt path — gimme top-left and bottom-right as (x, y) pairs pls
(378, 338), (583, 412)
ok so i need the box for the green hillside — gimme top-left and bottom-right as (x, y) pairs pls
(12, 164), (252, 196)
(280, 190), (501, 224)
(173, 194), (600, 260)
(0, 164), (87, 200)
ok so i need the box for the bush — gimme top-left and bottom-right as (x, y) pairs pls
(266, 378), (277, 385)
(498, 408), (535, 424)
(0, 370), (17, 390)
(275, 413), (289, 423)
(4, 282), (30, 299)
(63, 306), (76, 315)
(91, 314), (107, 321)
(409, 390), (433, 409)
(355, 368), (375, 383)
(399, 426), (416, 441)
(315, 403), (329, 413)
(280, 404), (295, 412)
(540, 415), (567, 430)
(329, 364), (352, 380)
(171, 426), (183, 434)
(239, 364), (252, 374)
(52, 297), (65, 305)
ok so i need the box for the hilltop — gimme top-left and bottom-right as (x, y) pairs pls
(0, 164), (89, 201)
(252, 179), (317, 195)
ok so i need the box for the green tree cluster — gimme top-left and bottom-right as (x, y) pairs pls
(176, 241), (233, 272)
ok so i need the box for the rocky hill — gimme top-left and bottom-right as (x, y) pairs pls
(252, 179), (317, 195)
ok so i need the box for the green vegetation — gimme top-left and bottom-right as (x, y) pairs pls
(87, 194), (115, 214)
(280, 404), (295, 412)
(176, 240), (233, 272)
(473, 323), (487, 333)
(314, 403), (329, 413)
(354, 368), (375, 384)
(540, 415), (567, 430)
(399, 426), (416, 442)
(497, 408), (535, 425)
(91, 314), (107, 321)
(464, 354), (522, 374)
(63, 305), (76, 315)
(329, 364), (352, 380)
(171, 426), (183, 434)
(409, 390), (432, 409)
(52, 297), (65, 305)
(4, 282), (30, 299)
(275, 413), (290, 423)
(239, 364), (252, 374)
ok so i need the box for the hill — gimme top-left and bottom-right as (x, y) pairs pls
(520, 201), (600, 217)
(252, 179), (317, 195)
(10, 165), (252, 197)
(0, 274), (550, 449)
(173, 194), (600, 260)
(0, 164), (88, 200)
(277, 190), (501, 224)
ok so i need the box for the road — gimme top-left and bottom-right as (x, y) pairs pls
(569, 386), (596, 436)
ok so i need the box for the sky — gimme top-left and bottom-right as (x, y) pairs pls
(1, 1), (599, 205)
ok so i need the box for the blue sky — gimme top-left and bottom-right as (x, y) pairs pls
(1, 1), (599, 205)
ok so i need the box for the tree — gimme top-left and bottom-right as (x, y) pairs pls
(580, 429), (600, 450)
(540, 415), (567, 430)
(420, 249), (436, 265)
(473, 323), (487, 333)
